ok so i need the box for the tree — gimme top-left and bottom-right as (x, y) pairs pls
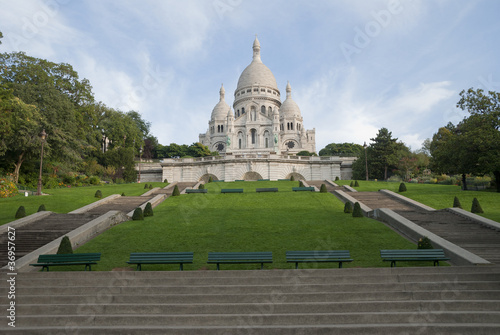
(319, 143), (364, 156)
(297, 151), (316, 156)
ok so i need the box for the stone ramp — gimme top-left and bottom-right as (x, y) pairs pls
(307, 180), (343, 192)
(85, 196), (153, 215)
(2, 266), (499, 334)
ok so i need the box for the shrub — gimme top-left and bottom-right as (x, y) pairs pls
(352, 202), (363, 217)
(149, 184), (153, 189)
(144, 183), (149, 189)
(144, 202), (154, 217)
(164, 178), (168, 183)
(62, 174), (76, 185)
(299, 181), (304, 187)
(354, 180), (359, 187)
(453, 196), (462, 209)
(208, 176), (213, 183)
(15, 206), (26, 218)
(290, 176), (295, 181)
(399, 183), (407, 192)
(44, 177), (59, 189)
(88, 176), (100, 185)
(132, 207), (144, 220)
(344, 202), (353, 213)
(37, 204), (46, 212)
(121, 192), (126, 196)
(198, 183), (205, 189)
(94, 190), (102, 198)
(320, 184), (327, 193)
(350, 181), (354, 187)
(172, 185), (180, 196)
(57, 236), (73, 254)
(335, 176), (339, 181)
(114, 178), (125, 184)
(0, 177), (18, 198)
(417, 236), (433, 249)
(471, 198), (484, 213)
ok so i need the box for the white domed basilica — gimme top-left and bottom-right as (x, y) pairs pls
(199, 37), (316, 155)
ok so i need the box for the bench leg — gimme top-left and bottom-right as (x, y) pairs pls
(42, 266), (49, 272)
(295, 262), (299, 269)
(391, 261), (396, 267)
(136, 264), (141, 271)
(216, 263), (220, 271)
(338, 262), (342, 269)
(261, 263), (264, 270)
(179, 263), (183, 271)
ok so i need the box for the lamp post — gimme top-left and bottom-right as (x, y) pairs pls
(363, 141), (368, 181)
(138, 146), (142, 183)
(36, 129), (47, 196)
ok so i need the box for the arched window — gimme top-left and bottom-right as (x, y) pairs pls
(268, 106), (272, 116)
(237, 109), (240, 117)
(242, 107), (245, 114)
(291, 123), (294, 130)
(239, 138), (242, 149)
(287, 123), (290, 130)
(261, 106), (266, 114)
(251, 106), (256, 121)
(265, 138), (269, 148)
(221, 125), (224, 132)
(251, 129), (256, 144)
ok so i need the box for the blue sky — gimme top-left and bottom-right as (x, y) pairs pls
(1, 0), (499, 152)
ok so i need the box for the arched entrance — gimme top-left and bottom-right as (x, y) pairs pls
(286, 172), (305, 181)
(199, 173), (219, 183)
(242, 171), (263, 181)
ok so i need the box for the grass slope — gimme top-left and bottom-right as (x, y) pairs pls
(337, 180), (500, 223)
(0, 182), (167, 226)
(74, 183), (420, 271)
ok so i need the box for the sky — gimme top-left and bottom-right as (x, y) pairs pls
(1, 0), (499, 152)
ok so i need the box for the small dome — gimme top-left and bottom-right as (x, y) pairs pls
(211, 84), (230, 120)
(279, 82), (301, 118)
(235, 36), (278, 93)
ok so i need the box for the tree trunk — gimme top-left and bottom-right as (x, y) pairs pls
(494, 170), (500, 193)
(462, 173), (467, 191)
(384, 165), (388, 181)
(13, 152), (25, 183)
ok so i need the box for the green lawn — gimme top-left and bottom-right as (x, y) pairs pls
(0, 182), (167, 226)
(336, 180), (500, 223)
(73, 184), (422, 271)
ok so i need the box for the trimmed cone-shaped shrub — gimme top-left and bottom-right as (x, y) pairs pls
(121, 192), (126, 196)
(132, 207), (144, 220)
(320, 184), (327, 193)
(418, 236), (433, 249)
(471, 198), (484, 213)
(15, 206), (26, 219)
(299, 181), (304, 187)
(164, 179), (168, 183)
(198, 183), (205, 189)
(290, 176), (295, 181)
(144, 202), (154, 217)
(399, 183), (407, 192)
(94, 190), (102, 198)
(344, 202), (353, 213)
(350, 181), (354, 187)
(172, 185), (180, 196)
(352, 202), (363, 217)
(354, 180), (359, 187)
(57, 236), (73, 254)
(453, 196), (462, 209)
(208, 176), (213, 183)
(37, 204), (46, 212)
(335, 176), (339, 181)
(149, 184), (153, 190)
(144, 183), (149, 189)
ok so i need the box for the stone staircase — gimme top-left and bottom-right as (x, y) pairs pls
(1, 266), (499, 334)
(307, 180), (342, 192)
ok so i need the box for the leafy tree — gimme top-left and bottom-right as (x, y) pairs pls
(319, 143), (364, 156)
(297, 151), (316, 156)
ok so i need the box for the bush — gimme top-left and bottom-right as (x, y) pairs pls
(208, 176), (213, 183)
(15, 206), (26, 218)
(453, 196), (462, 209)
(56, 236), (73, 254)
(399, 183), (407, 192)
(352, 202), (363, 217)
(144, 183), (149, 189)
(354, 180), (359, 187)
(417, 236), (433, 249)
(0, 177), (18, 198)
(319, 184), (327, 193)
(94, 190), (102, 198)
(44, 177), (59, 189)
(350, 181), (354, 187)
(344, 202), (353, 213)
(88, 176), (100, 185)
(172, 185), (180, 196)
(144, 202), (154, 217)
(37, 204), (46, 212)
(149, 184), (153, 189)
(132, 207), (144, 220)
(62, 174), (76, 185)
(121, 192), (126, 196)
(290, 176), (295, 181)
(299, 181), (304, 187)
(164, 179), (168, 183)
(335, 176), (339, 181)
(471, 198), (484, 213)
(198, 183), (205, 189)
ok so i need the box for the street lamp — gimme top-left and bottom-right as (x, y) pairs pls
(138, 146), (143, 183)
(36, 129), (47, 196)
(363, 141), (368, 181)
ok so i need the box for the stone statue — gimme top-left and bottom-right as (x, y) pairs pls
(226, 135), (231, 146)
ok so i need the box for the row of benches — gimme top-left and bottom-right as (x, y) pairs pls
(186, 187), (315, 194)
(30, 249), (449, 271)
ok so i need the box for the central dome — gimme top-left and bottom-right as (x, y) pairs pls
(235, 37), (279, 93)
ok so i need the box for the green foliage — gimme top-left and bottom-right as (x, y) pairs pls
(319, 142), (364, 157)
(344, 202), (353, 213)
(172, 185), (180, 196)
(56, 236), (73, 254)
(290, 176), (295, 181)
(208, 176), (213, 183)
(350, 181), (354, 187)
(198, 183), (205, 189)
(453, 196), (462, 209)
(88, 176), (100, 185)
(94, 190), (102, 198)
(417, 236), (433, 249)
(15, 206), (26, 218)
(144, 183), (149, 189)
(354, 180), (359, 187)
(335, 176), (340, 181)
(132, 207), (144, 220)
(0, 177), (18, 198)
(352, 202), (363, 217)
(399, 183), (407, 192)
(149, 184), (153, 190)
(143, 202), (153, 217)
(296, 150), (316, 156)
(471, 198), (484, 213)
(164, 179), (168, 183)
(37, 204), (46, 212)
(320, 184), (327, 193)
(121, 192), (125, 196)
(299, 181), (304, 187)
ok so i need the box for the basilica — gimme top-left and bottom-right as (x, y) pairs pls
(199, 37), (316, 155)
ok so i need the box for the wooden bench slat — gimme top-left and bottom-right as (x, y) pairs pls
(255, 188), (278, 192)
(286, 250), (353, 269)
(207, 252), (273, 270)
(30, 253), (101, 271)
(221, 188), (244, 193)
(185, 189), (207, 193)
(127, 252), (193, 271)
(292, 187), (315, 192)
(380, 249), (450, 267)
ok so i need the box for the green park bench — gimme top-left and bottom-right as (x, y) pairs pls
(292, 187), (315, 192)
(256, 188), (278, 192)
(380, 249), (450, 267)
(286, 250), (353, 269)
(221, 188), (244, 193)
(213, 180), (225, 182)
(127, 252), (194, 271)
(258, 179), (270, 181)
(30, 253), (101, 271)
(207, 252), (273, 270)
(235, 180), (245, 182)
(185, 189), (207, 194)
(278, 179), (290, 181)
